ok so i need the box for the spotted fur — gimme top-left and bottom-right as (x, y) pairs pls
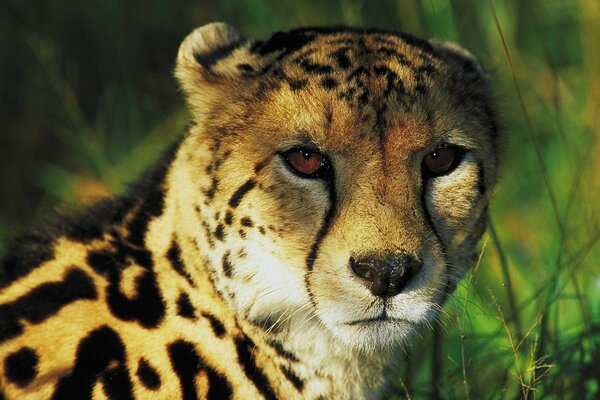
(0, 23), (498, 399)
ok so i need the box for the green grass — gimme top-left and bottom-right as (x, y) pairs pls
(0, 0), (598, 398)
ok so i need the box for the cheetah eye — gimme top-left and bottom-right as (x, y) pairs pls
(282, 148), (330, 179)
(422, 146), (464, 177)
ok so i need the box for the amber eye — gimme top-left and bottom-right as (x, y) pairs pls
(423, 147), (463, 177)
(283, 149), (328, 178)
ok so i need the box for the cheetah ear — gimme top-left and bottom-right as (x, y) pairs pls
(431, 41), (490, 80)
(175, 23), (256, 114)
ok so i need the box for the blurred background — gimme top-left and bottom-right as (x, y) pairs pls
(0, 0), (598, 398)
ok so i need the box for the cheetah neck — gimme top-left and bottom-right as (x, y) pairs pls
(265, 320), (387, 398)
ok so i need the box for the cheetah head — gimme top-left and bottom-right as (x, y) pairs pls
(173, 23), (498, 352)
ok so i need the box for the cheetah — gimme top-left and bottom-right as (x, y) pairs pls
(0, 23), (498, 399)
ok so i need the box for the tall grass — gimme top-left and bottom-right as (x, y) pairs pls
(0, 0), (597, 398)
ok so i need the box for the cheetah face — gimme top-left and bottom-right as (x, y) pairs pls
(175, 24), (497, 351)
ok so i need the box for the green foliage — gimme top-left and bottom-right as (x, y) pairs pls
(0, 0), (597, 398)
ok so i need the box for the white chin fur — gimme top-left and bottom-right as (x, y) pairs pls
(325, 318), (421, 353)
(319, 298), (439, 352)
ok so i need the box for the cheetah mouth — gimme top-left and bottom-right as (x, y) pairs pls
(345, 314), (413, 326)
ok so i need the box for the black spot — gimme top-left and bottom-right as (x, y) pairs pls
(4, 347), (38, 387)
(271, 67), (286, 80)
(266, 340), (299, 362)
(0, 268), (97, 344)
(237, 63), (254, 72)
(194, 39), (244, 69)
(201, 312), (226, 338)
(225, 211), (233, 225)
(103, 365), (135, 399)
(167, 239), (194, 286)
(228, 179), (257, 208)
(298, 58), (333, 74)
(281, 365), (304, 391)
(177, 292), (196, 319)
(373, 65), (388, 76)
(333, 48), (351, 68)
(237, 248), (247, 259)
(52, 326), (133, 399)
(371, 66), (401, 97)
(338, 89), (352, 101)
(288, 79), (308, 90)
(240, 217), (254, 227)
(250, 314), (279, 331)
(258, 226), (266, 235)
(204, 177), (219, 200)
(235, 336), (278, 400)
(218, 148), (232, 163)
(222, 251), (233, 277)
(201, 222), (216, 248)
(348, 65), (370, 81)
(107, 268), (165, 328)
(215, 224), (225, 241)
(238, 230), (247, 239)
(321, 77), (338, 89)
(137, 358), (161, 390)
(325, 108), (333, 125)
(168, 340), (232, 400)
(87, 246), (165, 329)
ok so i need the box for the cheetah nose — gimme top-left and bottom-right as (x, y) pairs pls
(350, 254), (422, 298)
